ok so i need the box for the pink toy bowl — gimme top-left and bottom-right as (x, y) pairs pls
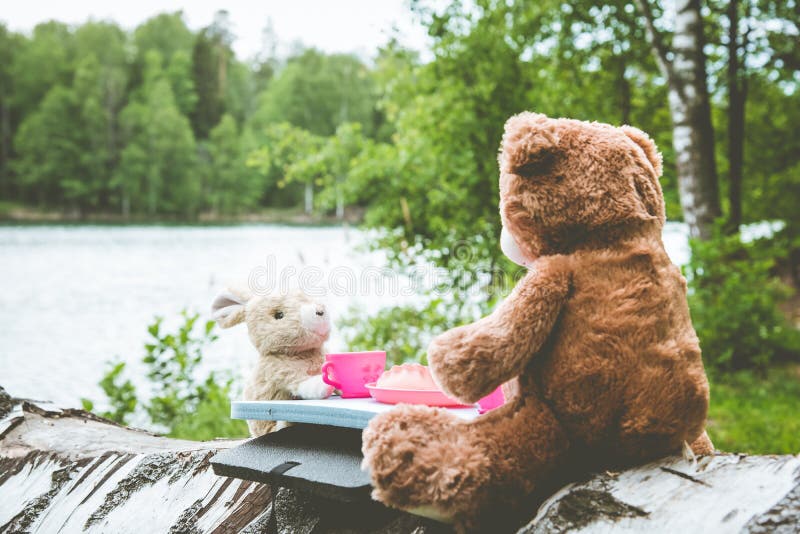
(476, 385), (505, 414)
(321, 351), (386, 398)
(365, 383), (469, 407)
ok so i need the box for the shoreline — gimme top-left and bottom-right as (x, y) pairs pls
(0, 204), (366, 227)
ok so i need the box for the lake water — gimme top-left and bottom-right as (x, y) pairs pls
(0, 223), (691, 408)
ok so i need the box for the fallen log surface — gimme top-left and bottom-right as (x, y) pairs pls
(0, 387), (439, 534)
(1, 386), (798, 533)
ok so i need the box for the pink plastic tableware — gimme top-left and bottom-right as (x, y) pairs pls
(365, 383), (469, 407)
(476, 385), (506, 414)
(321, 351), (386, 398)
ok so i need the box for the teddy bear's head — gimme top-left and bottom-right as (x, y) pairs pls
(211, 288), (330, 356)
(498, 112), (665, 265)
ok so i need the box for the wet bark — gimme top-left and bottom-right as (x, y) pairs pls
(635, 0), (722, 240)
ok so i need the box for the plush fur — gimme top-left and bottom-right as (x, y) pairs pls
(362, 113), (712, 531)
(212, 288), (333, 436)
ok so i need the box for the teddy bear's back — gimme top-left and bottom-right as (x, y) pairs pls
(533, 237), (708, 463)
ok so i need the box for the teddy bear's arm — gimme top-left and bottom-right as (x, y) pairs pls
(428, 258), (570, 403)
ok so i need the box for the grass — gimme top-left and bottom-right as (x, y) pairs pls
(707, 365), (800, 454)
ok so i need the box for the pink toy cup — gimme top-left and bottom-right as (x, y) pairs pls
(476, 385), (505, 414)
(321, 351), (387, 398)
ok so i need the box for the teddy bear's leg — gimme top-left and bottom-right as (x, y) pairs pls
(362, 395), (568, 529)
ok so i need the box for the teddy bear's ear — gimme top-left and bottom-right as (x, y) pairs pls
(499, 112), (559, 177)
(621, 125), (663, 176)
(211, 288), (251, 328)
(620, 125), (666, 222)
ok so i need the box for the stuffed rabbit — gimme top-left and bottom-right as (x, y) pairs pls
(212, 288), (333, 436)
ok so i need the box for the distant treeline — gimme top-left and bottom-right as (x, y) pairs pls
(0, 12), (384, 218)
(0, 3), (797, 233)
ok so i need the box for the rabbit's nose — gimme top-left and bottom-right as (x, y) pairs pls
(316, 306), (325, 316)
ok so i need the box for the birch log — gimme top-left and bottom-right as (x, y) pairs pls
(1, 387), (798, 533)
(0, 388), (435, 533)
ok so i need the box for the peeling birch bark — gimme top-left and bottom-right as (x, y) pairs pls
(2, 387), (798, 533)
(0, 388), (435, 533)
(519, 453), (800, 533)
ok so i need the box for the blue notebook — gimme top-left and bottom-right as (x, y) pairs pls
(231, 396), (481, 430)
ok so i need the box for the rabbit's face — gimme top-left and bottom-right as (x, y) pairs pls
(245, 291), (330, 356)
(212, 288), (330, 356)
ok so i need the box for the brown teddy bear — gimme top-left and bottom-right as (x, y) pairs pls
(362, 112), (713, 531)
(212, 288), (333, 436)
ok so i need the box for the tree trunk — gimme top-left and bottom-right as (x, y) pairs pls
(336, 182), (344, 220)
(305, 181), (314, 214)
(0, 99), (9, 197)
(104, 88), (118, 213)
(636, 0), (722, 240)
(121, 192), (130, 219)
(726, 0), (747, 233)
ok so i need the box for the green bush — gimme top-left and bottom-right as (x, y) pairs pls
(82, 310), (249, 440)
(89, 360), (137, 425)
(340, 299), (455, 366)
(339, 240), (522, 366)
(684, 229), (800, 373)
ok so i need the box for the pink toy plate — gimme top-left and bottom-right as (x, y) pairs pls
(365, 383), (469, 408)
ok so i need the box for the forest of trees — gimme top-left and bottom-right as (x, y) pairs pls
(0, 3), (797, 236)
(2, 2), (799, 367)
(0, 11), (382, 219)
(9, 1), (794, 451)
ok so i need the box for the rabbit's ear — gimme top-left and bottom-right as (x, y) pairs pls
(212, 289), (250, 328)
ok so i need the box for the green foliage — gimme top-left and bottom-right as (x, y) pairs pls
(141, 312), (216, 427)
(707, 366), (800, 454)
(246, 122), (322, 207)
(5, 1), (799, 454)
(340, 300), (454, 366)
(740, 76), (800, 233)
(684, 229), (800, 373)
(114, 55), (200, 217)
(132, 12), (195, 64)
(1, 1), (797, 224)
(191, 12), (234, 139)
(13, 86), (81, 204)
(166, 51), (198, 116)
(252, 49), (377, 137)
(207, 114), (257, 215)
(81, 361), (137, 425)
(10, 21), (75, 118)
(83, 311), (249, 440)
